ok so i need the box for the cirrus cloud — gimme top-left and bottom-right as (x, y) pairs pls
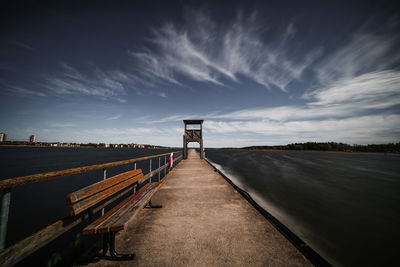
(130, 10), (320, 92)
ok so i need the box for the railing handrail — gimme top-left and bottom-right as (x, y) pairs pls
(0, 151), (181, 189)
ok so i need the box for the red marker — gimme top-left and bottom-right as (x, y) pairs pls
(169, 152), (174, 167)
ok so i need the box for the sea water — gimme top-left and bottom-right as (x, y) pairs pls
(205, 149), (400, 266)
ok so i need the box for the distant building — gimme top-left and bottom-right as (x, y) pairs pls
(29, 135), (36, 143)
(0, 133), (6, 142)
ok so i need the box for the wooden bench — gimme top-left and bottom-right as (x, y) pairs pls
(66, 168), (163, 260)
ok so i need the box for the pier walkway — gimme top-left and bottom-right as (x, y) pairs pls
(89, 149), (311, 266)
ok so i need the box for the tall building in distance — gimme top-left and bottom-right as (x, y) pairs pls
(29, 135), (36, 143)
(0, 133), (6, 142)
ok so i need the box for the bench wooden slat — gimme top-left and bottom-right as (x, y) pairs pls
(82, 183), (154, 235)
(110, 183), (162, 232)
(106, 182), (161, 232)
(67, 169), (142, 204)
(97, 183), (157, 233)
(67, 170), (144, 216)
(82, 182), (161, 235)
(69, 175), (143, 216)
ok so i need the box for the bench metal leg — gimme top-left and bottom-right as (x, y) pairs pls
(102, 232), (135, 261)
(145, 200), (162, 208)
(102, 233), (109, 257)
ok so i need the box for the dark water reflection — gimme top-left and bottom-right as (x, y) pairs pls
(205, 149), (400, 266)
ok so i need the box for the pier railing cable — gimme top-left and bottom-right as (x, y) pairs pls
(0, 151), (182, 266)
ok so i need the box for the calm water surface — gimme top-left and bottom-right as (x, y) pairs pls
(205, 149), (400, 266)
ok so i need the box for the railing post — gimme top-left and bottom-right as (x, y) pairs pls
(102, 168), (107, 216)
(158, 157), (161, 182)
(0, 188), (11, 251)
(164, 156), (166, 177)
(133, 163), (137, 193)
(149, 159), (152, 183)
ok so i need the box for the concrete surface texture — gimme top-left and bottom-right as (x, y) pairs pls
(88, 149), (311, 266)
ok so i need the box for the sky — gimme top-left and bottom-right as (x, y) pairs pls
(0, 0), (399, 147)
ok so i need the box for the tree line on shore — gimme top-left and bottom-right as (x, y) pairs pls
(242, 142), (400, 153)
(0, 141), (165, 148)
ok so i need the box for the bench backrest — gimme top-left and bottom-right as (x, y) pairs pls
(66, 169), (143, 216)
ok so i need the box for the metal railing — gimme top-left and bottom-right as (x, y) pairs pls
(0, 151), (182, 266)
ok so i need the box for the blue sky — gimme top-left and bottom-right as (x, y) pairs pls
(1, 0), (399, 147)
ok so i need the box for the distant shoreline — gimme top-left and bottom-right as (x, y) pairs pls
(0, 145), (85, 148)
(207, 142), (400, 154)
(0, 145), (171, 149)
(240, 148), (399, 155)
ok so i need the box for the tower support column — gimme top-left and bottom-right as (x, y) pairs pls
(183, 136), (188, 159)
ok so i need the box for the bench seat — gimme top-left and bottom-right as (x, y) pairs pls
(65, 168), (166, 260)
(82, 181), (163, 235)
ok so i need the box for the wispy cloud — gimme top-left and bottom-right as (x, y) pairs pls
(153, 74), (400, 143)
(0, 81), (46, 97)
(208, 70), (400, 122)
(146, 113), (202, 123)
(43, 63), (128, 102)
(157, 92), (167, 98)
(203, 114), (400, 146)
(130, 10), (320, 91)
(106, 114), (121, 120)
(316, 34), (400, 86)
(148, 37), (400, 145)
(129, 50), (182, 86)
(1, 38), (35, 51)
(305, 70), (400, 110)
(49, 122), (76, 127)
(74, 126), (182, 144)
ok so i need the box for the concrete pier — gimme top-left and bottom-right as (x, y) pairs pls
(89, 149), (311, 266)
